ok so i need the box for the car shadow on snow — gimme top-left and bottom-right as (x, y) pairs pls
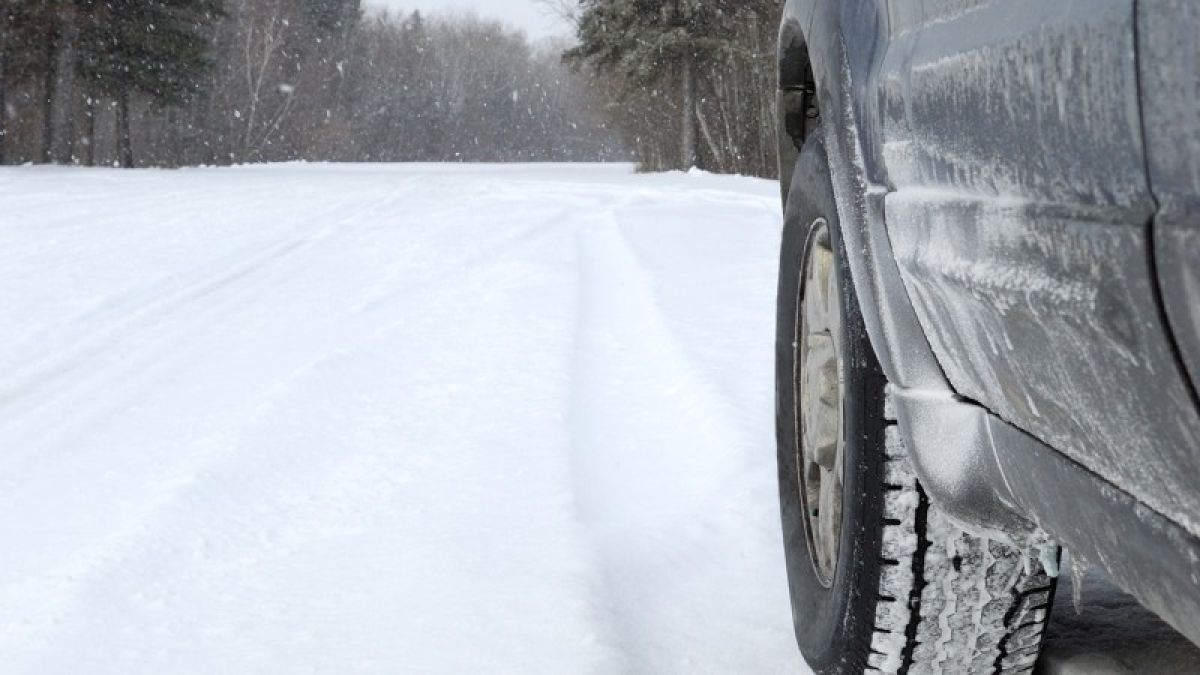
(1038, 559), (1200, 674)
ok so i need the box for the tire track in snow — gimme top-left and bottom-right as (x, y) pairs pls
(0, 177), (613, 671)
(566, 208), (799, 674)
(0, 184), (438, 653)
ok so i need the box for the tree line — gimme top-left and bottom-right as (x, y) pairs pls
(0, 0), (623, 167)
(563, 0), (782, 177)
(1, 0), (781, 178)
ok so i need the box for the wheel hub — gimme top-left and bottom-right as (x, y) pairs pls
(796, 219), (844, 587)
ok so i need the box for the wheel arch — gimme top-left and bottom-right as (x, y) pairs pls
(776, 2), (817, 207)
(778, 0), (944, 391)
(777, 0), (1049, 547)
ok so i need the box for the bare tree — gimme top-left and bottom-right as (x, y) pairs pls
(533, 0), (579, 27)
(233, 0), (297, 160)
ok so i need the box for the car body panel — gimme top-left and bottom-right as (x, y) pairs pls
(1139, 0), (1200, 402)
(877, 0), (1200, 538)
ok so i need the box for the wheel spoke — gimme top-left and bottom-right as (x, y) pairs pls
(817, 466), (841, 569)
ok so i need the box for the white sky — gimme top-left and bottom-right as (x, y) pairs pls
(363, 0), (571, 40)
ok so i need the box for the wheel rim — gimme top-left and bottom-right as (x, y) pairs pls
(795, 218), (844, 587)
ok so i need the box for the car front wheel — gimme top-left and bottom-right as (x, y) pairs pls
(775, 128), (1058, 674)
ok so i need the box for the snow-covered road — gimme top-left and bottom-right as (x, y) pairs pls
(0, 164), (805, 673)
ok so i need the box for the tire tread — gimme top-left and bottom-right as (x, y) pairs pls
(864, 398), (1054, 675)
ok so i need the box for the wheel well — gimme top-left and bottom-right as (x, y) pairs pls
(777, 39), (819, 207)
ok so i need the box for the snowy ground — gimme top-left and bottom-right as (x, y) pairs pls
(0, 163), (806, 674)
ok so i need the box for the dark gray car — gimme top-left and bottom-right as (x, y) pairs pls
(773, 1), (1200, 672)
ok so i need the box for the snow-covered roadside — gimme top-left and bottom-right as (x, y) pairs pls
(0, 163), (806, 674)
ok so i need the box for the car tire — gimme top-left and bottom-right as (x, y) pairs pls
(775, 128), (1058, 674)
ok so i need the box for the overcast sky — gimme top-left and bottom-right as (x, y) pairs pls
(363, 0), (571, 40)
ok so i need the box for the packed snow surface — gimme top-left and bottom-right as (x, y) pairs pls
(0, 163), (806, 674)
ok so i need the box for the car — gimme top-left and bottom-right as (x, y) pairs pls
(772, 0), (1200, 672)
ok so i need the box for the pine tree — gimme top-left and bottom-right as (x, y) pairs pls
(564, 0), (782, 174)
(567, 0), (742, 170)
(0, 1), (41, 162)
(76, 0), (222, 167)
(1, 1), (66, 163)
(294, 0), (362, 159)
(299, 0), (360, 37)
